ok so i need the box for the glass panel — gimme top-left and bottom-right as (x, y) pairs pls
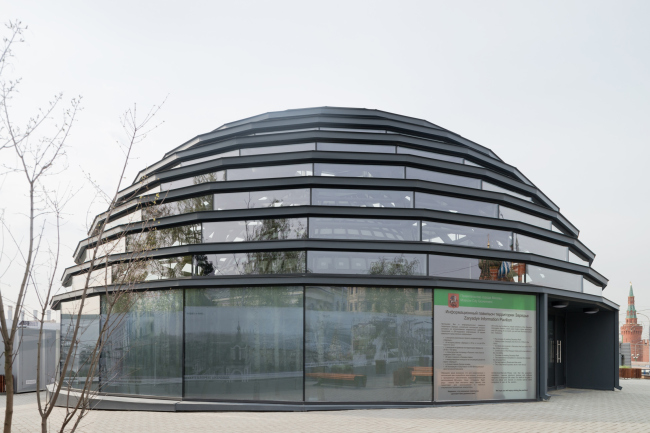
(387, 131), (444, 143)
(142, 195), (213, 220)
(203, 218), (307, 243)
(415, 192), (498, 218)
(397, 147), (463, 164)
(194, 252), (306, 276)
(126, 224), (201, 252)
(137, 185), (161, 198)
(483, 182), (532, 202)
(513, 234), (568, 261)
(105, 209), (143, 230)
(60, 296), (101, 390)
(307, 251), (426, 275)
(317, 143), (395, 154)
(407, 167), (481, 189)
(305, 286), (432, 402)
(429, 254), (526, 282)
(70, 268), (112, 290)
(214, 189), (309, 211)
(310, 218), (420, 241)
(526, 265), (582, 292)
(184, 287), (303, 401)
(227, 164), (313, 181)
(319, 127), (387, 133)
(568, 250), (590, 266)
(428, 255), (480, 279)
(422, 222), (511, 250)
(87, 238), (126, 261)
(174, 150), (239, 168)
(498, 206), (552, 230)
(315, 163), (404, 179)
(253, 127), (318, 135)
(551, 224), (564, 234)
(112, 256), (193, 283)
(463, 159), (484, 168)
(99, 290), (182, 397)
(240, 143), (315, 156)
(312, 188), (412, 208)
(582, 279), (602, 296)
(160, 172), (225, 191)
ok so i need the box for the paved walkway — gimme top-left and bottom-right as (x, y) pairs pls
(2, 381), (649, 432)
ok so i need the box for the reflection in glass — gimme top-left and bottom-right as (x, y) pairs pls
(60, 297), (101, 390)
(397, 147), (463, 164)
(513, 234), (568, 261)
(126, 224), (201, 253)
(100, 290), (182, 397)
(184, 287), (303, 401)
(87, 238), (126, 261)
(312, 188), (412, 208)
(415, 192), (498, 218)
(483, 182), (532, 202)
(498, 206), (551, 230)
(214, 189), (309, 211)
(307, 251), (425, 275)
(422, 222), (511, 250)
(305, 286), (432, 402)
(317, 143), (395, 154)
(70, 268), (112, 290)
(142, 195), (213, 220)
(112, 256), (193, 283)
(105, 210), (143, 231)
(407, 167), (481, 189)
(194, 252), (306, 276)
(173, 150), (239, 169)
(160, 172), (225, 191)
(526, 265), (582, 292)
(429, 255), (481, 279)
(310, 218), (420, 241)
(203, 218), (307, 243)
(429, 254), (525, 282)
(227, 164), (313, 181)
(315, 163), (404, 179)
(240, 143), (315, 156)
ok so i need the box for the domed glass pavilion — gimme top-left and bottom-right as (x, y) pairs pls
(53, 107), (618, 410)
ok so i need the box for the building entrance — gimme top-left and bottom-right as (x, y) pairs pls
(548, 314), (566, 389)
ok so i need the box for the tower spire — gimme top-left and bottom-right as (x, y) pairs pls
(627, 283), (638, 321)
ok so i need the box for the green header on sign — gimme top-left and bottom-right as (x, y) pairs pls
(434, 289), (536, 311)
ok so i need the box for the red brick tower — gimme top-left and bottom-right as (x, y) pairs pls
(621, 283), (646, 362)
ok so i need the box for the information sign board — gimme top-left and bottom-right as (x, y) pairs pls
(434, 289), (536, 401)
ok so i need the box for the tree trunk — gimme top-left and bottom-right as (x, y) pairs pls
(4, 340), (13, 433)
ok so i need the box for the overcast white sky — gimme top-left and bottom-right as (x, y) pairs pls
(1, 0), (648, 327)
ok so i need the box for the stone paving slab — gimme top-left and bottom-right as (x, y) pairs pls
(2, 380), (649, 432)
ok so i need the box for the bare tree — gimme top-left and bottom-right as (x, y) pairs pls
(39, 102), (165, 433)
(0, 20), (80, 433)
(0, 19), (168, 433)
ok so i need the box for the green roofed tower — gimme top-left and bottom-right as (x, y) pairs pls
(627, 283), (638, 321)
(621, 283), (643, 350)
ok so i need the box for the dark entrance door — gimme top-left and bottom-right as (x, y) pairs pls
(547, 314), (566, 389)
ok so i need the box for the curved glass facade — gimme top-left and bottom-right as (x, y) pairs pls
(57, 107), (609, 408)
